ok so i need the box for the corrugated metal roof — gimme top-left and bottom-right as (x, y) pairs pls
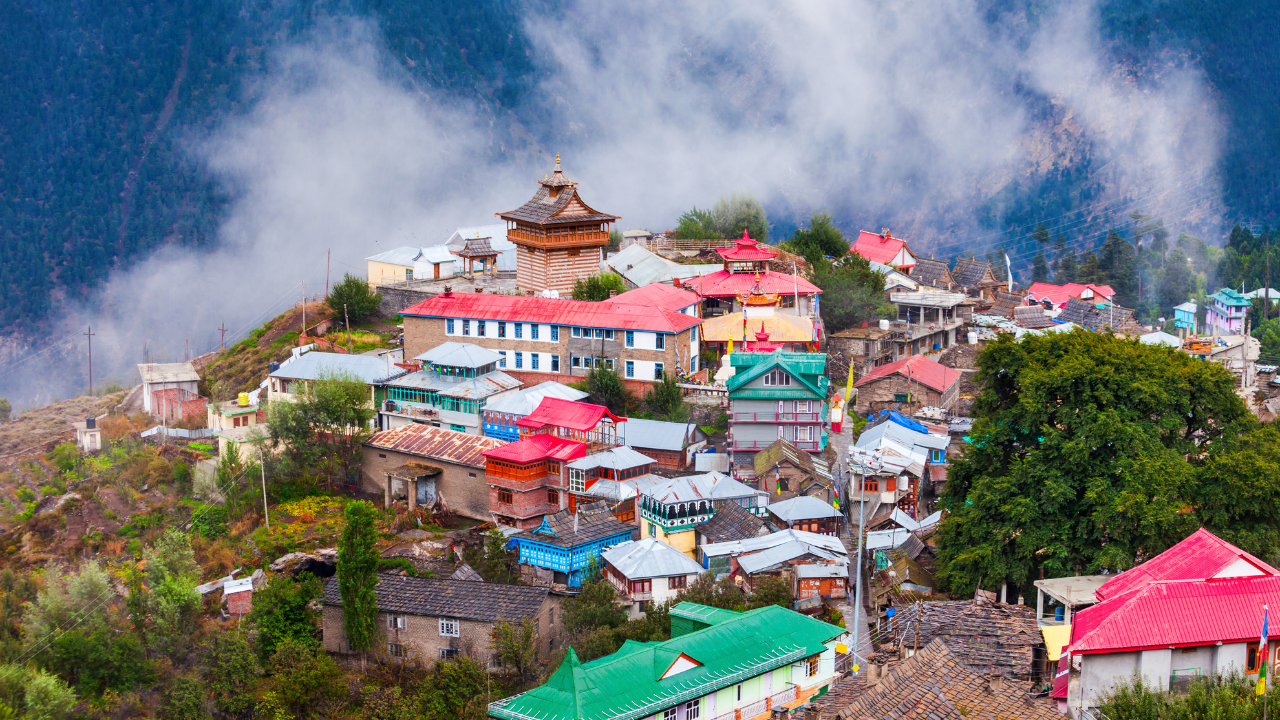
(1094, 528), (1280, 602)
(402, 291), (701, 334)
(639, 472), (758, 505)
(415, 341), (502, 368)
(518, 397), (624, 432)
(567, 446), (654, 471)
(138, 362), (200, 384)
(270, 352), (401, 384)
(366, 246), (455, 266)
(854, 354), (961, 394)
(366, 423), (504, 468)
(889, 288), (966, 308)
(852, 230), (912, 266)
(482, 434), (586, 464)
(767, 495), (842, 522)
(604, 244), (721, 288)
(581, 473), (665, 502)
(483, 381), (589, 416)
(737, 540), (845, 575)
(796, 564), (847, 579)
(1139, 331), (1182, 348)
(701, 529), (848, 558)
(602, 538), (705, 579)
(384, 367), (520, 399)
(1070, 575), (1280, 655)
(604, 283), (699, 313)
(617, 418), (695, 452)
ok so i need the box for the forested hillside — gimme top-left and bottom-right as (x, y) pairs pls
(3, 0), (1280, 335)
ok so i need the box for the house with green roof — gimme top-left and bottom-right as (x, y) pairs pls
(487, 602), (848, 720)
(726, 352), (829, 463)
(1206, 287), (1251, 335)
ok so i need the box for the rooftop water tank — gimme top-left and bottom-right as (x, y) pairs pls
(85, 416), (95, 429)
(878, 319), (891, 331)
(238, 392), (249, 407)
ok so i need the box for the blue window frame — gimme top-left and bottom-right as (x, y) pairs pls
(531, 324), (539, 340)
(515, 323), (523, 339)
(551, 326), (560, 341)
(655, 334), (665, 350)
(498, 351), (507, 368)
(515, 352), (523, 369)
(446, 319), (455, 334)
(498, 322), (506, 338)
(692, 327), (698, 342)
(462, 320), (470, 336)
(654, 362), (664, 380)
(626, 331), (634, 347)
(551, 355), (560, 372)
(478, 321), (486, 336)
(626, 360), (634, 378)
(532, 354), (539, 370)
(930, 449), (945, 463)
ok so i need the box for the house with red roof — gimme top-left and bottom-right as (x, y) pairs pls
(1059, 529), (1280, 716)
(1024, 282), (1115, 310)
(852, 354), (962, 414)
(675, 231), (821, 327)
(851, 228), (917, 270)
(399, 282), (703, 383)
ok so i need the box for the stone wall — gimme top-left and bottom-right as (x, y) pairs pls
(359, 445), (489, 521)
(379, 286), (437, 318)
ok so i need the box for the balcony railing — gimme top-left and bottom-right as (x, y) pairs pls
(731, 439), (821, 452)
(740, 697), (769, 718)
(770, 684), (798, 707)
(628, 592), (652, 601)
(508, 228), (610, 248)
(731, 412), (822, 423)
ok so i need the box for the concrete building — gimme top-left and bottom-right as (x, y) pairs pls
(361, 423), (503, 519)
(638, 472), (765, 559)
(379, 342), (522, 435)
(72, 417), (102, 453)
(207, 394), (260, 431)
(888, 287), (967, 356)
(137, 362), (200, 416)
(602, 538), (705, 618)
(399, 283), (702, 383)
(1173, 301), (1198, 335)
(726, 352), (829, 460)
(267, 351), (397, 409)
(1206, 287), (1252, 335)
(322, 575), (560, 665)
(765, 496), (843, 536)
(366, 246), (456, 289)
(852, 354), (962, 415)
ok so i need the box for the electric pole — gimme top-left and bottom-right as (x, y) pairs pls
(344, 304), (353, 354)
(326, 248), (331, 297)
(84, 326), (95, 396)
(302, 281), (306, 335)
(1267, 236), (1271, 323)
(218, 322), (228, 352)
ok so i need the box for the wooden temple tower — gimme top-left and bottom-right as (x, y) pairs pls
(498, 155), (619, 294)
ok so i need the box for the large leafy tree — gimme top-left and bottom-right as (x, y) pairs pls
(267, 370), (375, 489)
(1158, 247), (1196, 311)
(787, 213), (849, 264)
(326, 273), (382, 322)
(936, 330), (1248, 596)
(811, 253), (893, 334)
(570, 272), (627, 301)
(672, 193), (768, 242)
(337, 500), (381, 665)
(245, 574), (321, 661)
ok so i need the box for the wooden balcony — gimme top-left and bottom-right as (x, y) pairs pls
(731, 411), (822, 423)
(508, 227), (610, 249)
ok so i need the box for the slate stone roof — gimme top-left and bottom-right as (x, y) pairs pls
(453, 237), (499, 258)
(449, 564), (484, 582)
(1056, 297), (1140, 330)
(1013, 305), (1053, 329)
(321, 574), (546, 623)
(513, 501), (635, 549)
(498, 160), (619, 227)
(753, 438), (833, 493)
(696, 501), (771, 544)
(987, 291), (1023, 318)
(951, 259), (1001, 289)
(908, 258), (955, 290)
(835, 639), (1059, 720)
(884, 599), (1042, 678)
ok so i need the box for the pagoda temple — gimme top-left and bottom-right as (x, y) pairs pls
(497, 155), (620, 294)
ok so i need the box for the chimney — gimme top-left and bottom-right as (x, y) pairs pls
(442, 285), (452, 296)
(475, 287), (483, 293)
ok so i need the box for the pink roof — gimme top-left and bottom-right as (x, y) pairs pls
(483, 434), (586, 464)
(716, 230), (778, 262)
(516, 397), (625, 432)
(853, 354), (962, 394)
(604, 283), (699, 313)
(851, 230), (914, 267)
(1024, 282), (1116, 309)
(1094, 528), (1279, 602)
(1069, 575), (1280, 655)
(678, 270), (820, 299)
(401, 291), (701, 334)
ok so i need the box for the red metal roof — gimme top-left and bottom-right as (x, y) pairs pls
(516, 397), (626, 432)
(851, 230), (914, 267)
(401, 291), (701, 334)
(482, 434), (586, 464)
(715, 230), (778, 262)
(678, 269), (820, 299)
(1069, 575), (1280, 655)
(366, 423), (504, 468)
(1094, 528), (1280, 602)
(1024, 282), (1116, 309)
(604, 283), (700, 313)
(853, 354), (962, 394)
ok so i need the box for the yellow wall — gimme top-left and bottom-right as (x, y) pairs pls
(640, 517), (698, 559)
(368, 260), (414, 289)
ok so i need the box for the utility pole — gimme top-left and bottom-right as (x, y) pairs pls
(218, 322), (228, 352)
(83, 326), (95, 396)
(344, 304), (353, 354)
(185, 338), (189, 362)
(326, 248), (331, 297)
(261, 457), (270, 531)
(302, 281), (306, 335)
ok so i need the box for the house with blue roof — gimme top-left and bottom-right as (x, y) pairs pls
(726, 352), (829, 463)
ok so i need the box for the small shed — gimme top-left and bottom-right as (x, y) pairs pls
(617, 418), (707, 470)
(223, 577), (254, 617)
(766, 495), (843, 536)
(72, 416), (103, 453)
(137, 362), (200, 415)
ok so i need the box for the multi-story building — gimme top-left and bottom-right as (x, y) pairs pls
(508, 501), (636, 587)
(601, 537), (705, 618)
(480, 380), (588, 442)
(566, 445), (656, 516)
(1206, 287), (1252, 334)
(487, 601), (849, 720)
(888, 287), (967, 356)
(726, 352), (829, 461)
(851, 228), (917, 271)
(1173, 301), (1198, 335)
(399, 283), (702, 382)
(498, 155), (620, 294)
(639, 472), (766, 559)
(377, 342), (522, 434)
(677, 230), (821, 323)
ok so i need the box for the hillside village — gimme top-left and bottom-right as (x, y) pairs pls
(4, 158), (1280, 720)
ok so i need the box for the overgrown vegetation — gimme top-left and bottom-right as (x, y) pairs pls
(570, 272), (627, 302)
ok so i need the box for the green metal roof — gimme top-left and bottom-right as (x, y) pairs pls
(730, 351), (826, 375)
(488, 604), (844, 720)
(1210, 288), (1252, 308)
(726, 353), (827, 399)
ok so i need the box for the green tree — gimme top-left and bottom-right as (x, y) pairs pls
(491, 619), (540, 690)
(585, 365), (633, 415)
(1032, 224), (1051, 246)
(1098, 229), (1138, 306)
(1254, 318), (1280, 358)
(811, 254), (893, 334)
(200, 630), (260, 716)
(0, 399), (10, 423)
(267, 370), (375, 489)
(1031, 252), (1049, 283)
(143, 530), (201, 661)
(338, 500), (381, 663)
(246, 574), (322, 662)
(416, 658), (487, 720)
(570, 272), (627, 301)
(787, 213), (848, 264)
(464, 529), (517, 584)
(672, 208), (721, 240)
(607, 228), (623, 252)
(266, 639), (344, 719)
(161, 675), (208, 720)
(746, 575), (794, 610)
(711, 193), (768, 242)
(1099, 672), (1260, 719)
(1159, 247), (1196, 312)
(643, 372), (687, 422)
(674, 572), (746, 611)
(20, 669), (76, 720)
(1054, 248), (1078, 284)
(327, 273), (382, 322)
(563, 574), (627, 634)
(935, 330), (1247, 597)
